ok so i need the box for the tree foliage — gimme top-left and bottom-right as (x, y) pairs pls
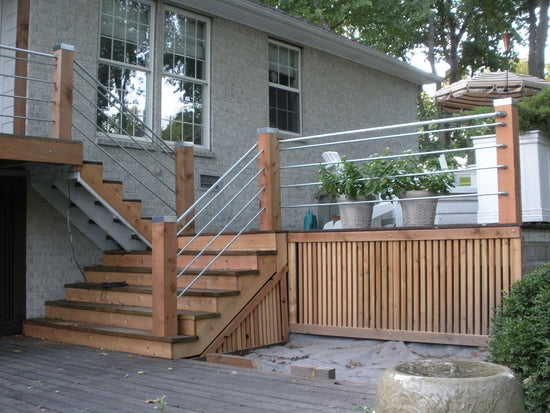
(261, 0), (540, 82)
(489, 264), (550, 413)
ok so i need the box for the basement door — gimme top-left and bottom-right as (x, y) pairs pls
(0, 175), (26, 336)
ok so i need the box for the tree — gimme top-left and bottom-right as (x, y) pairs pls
(515, 0), (549, 78)
(262, 0), (518, 83)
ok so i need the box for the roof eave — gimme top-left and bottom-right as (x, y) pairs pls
(175, 0), (442, 85)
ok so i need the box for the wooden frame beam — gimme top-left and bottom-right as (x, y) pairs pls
(0, 133), (82, 164)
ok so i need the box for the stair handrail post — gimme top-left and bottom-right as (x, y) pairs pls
(494, 98), (522, 224)
(14, 0), (30, 136)
(175, 142), (195, 234)
(257, 127), (281, 231)
(50, 43), (74, 140)
(151, 216), (178, 337)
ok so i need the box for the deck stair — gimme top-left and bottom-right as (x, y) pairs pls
(24, 232), (286, 358)
(31, 161), (152, 252)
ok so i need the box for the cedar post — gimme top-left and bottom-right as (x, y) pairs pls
(14, 0), (30, 136)
(50, 44), (74, 140)
(494, 98), (522, 224)
(257, 128), (281, 231)
(151, 216), (178, 337)
(175, 143), (195, 234)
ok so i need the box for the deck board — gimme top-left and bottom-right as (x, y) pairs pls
(0, 336), (375, 412)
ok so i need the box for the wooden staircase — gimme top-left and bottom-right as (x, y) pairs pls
(31, 161), (153, 252)
(23, 232), (289, 359)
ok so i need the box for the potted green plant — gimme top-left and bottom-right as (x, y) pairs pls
(381, 150), (456, 227)
(318, 155), (380, 229)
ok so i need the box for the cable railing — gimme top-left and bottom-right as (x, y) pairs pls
(174, 142), (266, 298)
(278, 109), (516, 227)
(0, 44), (57, 135)
(71, 60), (177, 213)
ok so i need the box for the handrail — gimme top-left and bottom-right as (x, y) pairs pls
(280, 111), (505, 147)
(175, 142), (265, 301)
(281, 121), (504, 152)
(0, 44), (56, 58)
(276, 106), (520, 227)
(177, 143), (259, 227)
(0, 43), (58, 134)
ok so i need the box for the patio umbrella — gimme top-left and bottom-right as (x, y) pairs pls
(435, 71), (550, 112)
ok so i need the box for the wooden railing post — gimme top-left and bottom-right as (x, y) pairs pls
(175, 143), (195, 234)
(494, 98), (522, 224)
(13, 0), (30, 136)
(151, 216), (178, 337)
(50, 44), (74, 140)
(257, 127), (281, 231)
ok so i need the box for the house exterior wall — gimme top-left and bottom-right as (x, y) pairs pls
(0, 0), (17, 133)
(521, 226), (550, 275)
(18, 0), (425, 312)
(26, 188), (103, 318)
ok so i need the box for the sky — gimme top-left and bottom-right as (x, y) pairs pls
(413, 28), (550, 95)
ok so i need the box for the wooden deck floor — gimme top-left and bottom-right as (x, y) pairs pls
(0, 336), (376, 412)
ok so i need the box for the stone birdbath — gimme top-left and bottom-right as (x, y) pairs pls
(376, 359), (525, 413)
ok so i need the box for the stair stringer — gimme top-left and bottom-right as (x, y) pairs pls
(52, 176), (148, 251)
(32, 181), (120, 251)
(172, 232), (289, 358)
(75, 164), (152, 247)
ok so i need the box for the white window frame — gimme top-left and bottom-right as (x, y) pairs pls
(268, 40), (301, 135)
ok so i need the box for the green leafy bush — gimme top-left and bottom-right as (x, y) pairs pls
(318, 156), (381, 200)
(488, 264), (550, 413)
(519, 87), (550, 136)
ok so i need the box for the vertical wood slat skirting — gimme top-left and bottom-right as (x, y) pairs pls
(288, 226), (522, 346)
(214, 275), (288, 354)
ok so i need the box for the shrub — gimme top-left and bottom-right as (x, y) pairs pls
(519, 87), (550, 136)
(488, 264), (550, 413)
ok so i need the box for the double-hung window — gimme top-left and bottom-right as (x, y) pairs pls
(97, 0), (209, 147)
(161, 9), (208, 145)
(268, 41), (301, 134)
(98, 0), (151, 137)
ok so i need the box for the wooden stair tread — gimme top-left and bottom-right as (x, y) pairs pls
(84, 266), (259, 276)
(179, 249), (276, 256)
(65, 282), (240, 297)
(24, 317), (197, 343)
(102, 249), (275, 256)
(46, 299), (219, 320)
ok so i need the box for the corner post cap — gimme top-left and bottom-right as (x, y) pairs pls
(152, 216), (177, 223)
(493, 97), (518, 107)
(257, 127), (279, 134)
(53, 44), (75, 52)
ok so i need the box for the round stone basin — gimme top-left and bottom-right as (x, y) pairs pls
(376, 359), (525, 413)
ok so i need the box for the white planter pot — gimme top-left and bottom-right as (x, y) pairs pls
(399, 190), (438, 227)
(337, 195), (375, 229)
